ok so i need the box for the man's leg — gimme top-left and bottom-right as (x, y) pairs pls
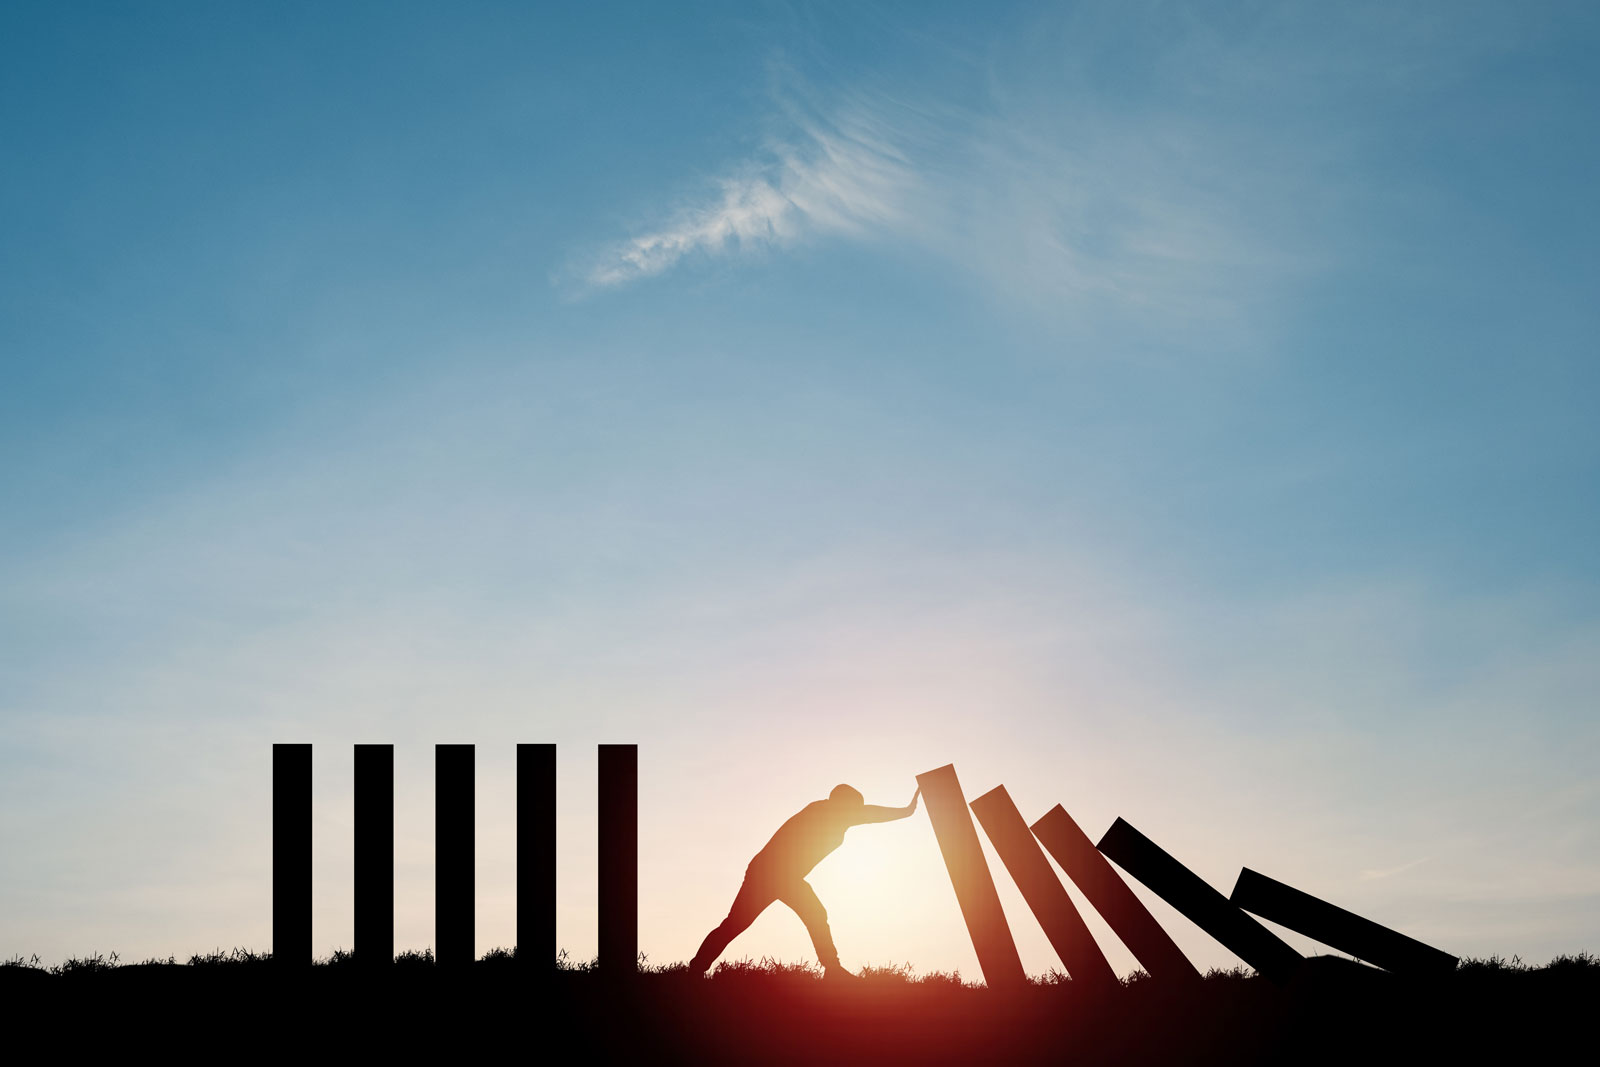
(777, 879), (845, 975)
(688, 875), (776, 975)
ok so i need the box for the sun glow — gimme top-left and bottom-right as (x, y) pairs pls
(806, 818), (967, 971)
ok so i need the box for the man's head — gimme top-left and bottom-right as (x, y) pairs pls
(829, 784), (864, 807)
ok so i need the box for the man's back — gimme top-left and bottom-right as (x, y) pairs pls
(749, 800), (848, 879)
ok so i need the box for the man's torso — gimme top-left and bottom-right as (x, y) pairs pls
(748, 800), (846, 880)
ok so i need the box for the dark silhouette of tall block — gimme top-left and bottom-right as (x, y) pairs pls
(917, 764), (1026, 989)
(1098, 818), (1302, 984)
(272, 744), (311, 968)
(354, 744), (393, 968)
(435, 744), (475, 968)
(1232, 867), (1458, 976)
(599, 743), (637, 974)
(970, 786), (1118, 993)
(1031, 805), (1200, 983)
(517, 743), (556, 969)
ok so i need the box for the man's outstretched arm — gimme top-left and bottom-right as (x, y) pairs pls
(851, 786), (921, 825)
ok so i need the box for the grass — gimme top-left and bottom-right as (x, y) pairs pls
(4, 947), (1595, 1063)
(7, 946), (1594, 979)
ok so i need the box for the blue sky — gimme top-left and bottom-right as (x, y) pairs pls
(3, 1), (1598, 975)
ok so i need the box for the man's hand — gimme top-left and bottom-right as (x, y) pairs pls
(854, 787), (923, 825)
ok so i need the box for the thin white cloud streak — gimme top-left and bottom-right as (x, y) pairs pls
(580, 108), (918, 288)
(1361, 857), (1433, 881)
(573, 4), (1530, 343)
(573, 77), (1310, 352)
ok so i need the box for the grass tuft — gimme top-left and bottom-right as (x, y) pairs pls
(7, 945), (1596, 985)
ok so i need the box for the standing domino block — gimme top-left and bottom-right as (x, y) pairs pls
(272, 744), (312, 968)
(354, 744), (394, 967)
(599, 744), (638, 974)
(435, 744), (475, 968)
(518, 743), (557, 970)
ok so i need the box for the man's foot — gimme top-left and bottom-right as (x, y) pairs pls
(824, 965), (860, 981)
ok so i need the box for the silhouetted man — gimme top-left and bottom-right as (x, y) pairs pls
(689, 783), (921, 978)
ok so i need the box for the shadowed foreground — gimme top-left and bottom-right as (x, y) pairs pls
(3, 951), (1594, 1063)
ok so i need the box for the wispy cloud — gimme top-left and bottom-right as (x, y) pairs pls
(578, 106), (918, 288)
(569, 6), (1528, 337)
(568, 66), (1307, 343)
(1361, 857), (1433, 881)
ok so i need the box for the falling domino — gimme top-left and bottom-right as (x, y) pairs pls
(1231, 867), (1457, 976)
(917, 764), (1027, 989)
(970, 786), (1118, 993)
(1030, 805), (1201, 983)
(1098, 818), (1302, 985)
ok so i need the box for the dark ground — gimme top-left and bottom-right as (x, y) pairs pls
(4, 951), (1594, 1063)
